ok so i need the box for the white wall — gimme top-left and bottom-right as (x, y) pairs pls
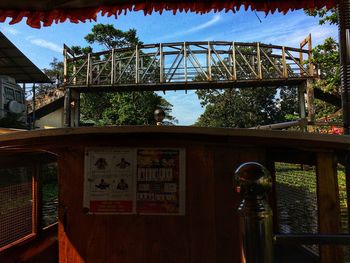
(35, 107), (64, 129)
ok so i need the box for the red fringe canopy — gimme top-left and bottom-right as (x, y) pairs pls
(0, 0), (338, 28)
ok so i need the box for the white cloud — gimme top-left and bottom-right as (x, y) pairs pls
(28, 38), (62, 53)
(262, 25), (337, 47)
(157, 14), (221, 41)
(1, 26), (20, 36)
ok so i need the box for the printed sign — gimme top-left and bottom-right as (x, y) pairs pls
(136, 148), (185, 215)
(84, 147), (185, 215)
(84, 148), (136, 214)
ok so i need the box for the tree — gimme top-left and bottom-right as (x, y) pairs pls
(194, 46), (299, 128)
(305, 8), (338, 25)
(81, 91), (176, 125)
(195, 86), (296, 128)
(85, 25), (140, 49)
(305, 9), (342, 122)
(76, 24), (175, 125)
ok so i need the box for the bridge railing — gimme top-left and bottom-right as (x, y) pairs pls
(63, 41), (314, 87)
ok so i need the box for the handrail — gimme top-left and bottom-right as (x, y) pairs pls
(274, 234), (350, 245)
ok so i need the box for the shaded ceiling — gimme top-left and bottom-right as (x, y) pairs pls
(0, 0), (337, 28)
(0, 32), (51, 83)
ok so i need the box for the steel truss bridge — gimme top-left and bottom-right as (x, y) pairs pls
(61, 37), (317, 127)
(63, 39), (315, 92)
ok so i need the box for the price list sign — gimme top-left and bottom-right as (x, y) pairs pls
(136, 148), (185, 215)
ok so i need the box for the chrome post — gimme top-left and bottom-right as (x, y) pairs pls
(234, 162), (273, 263)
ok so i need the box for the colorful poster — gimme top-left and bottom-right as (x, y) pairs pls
(136, 148), (185, 215)
(83, 148), (136, 214)
(83, 148), (185, 215)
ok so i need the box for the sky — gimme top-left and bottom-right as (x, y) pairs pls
(0, 9), (338, 125)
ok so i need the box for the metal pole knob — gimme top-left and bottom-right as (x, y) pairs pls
(154, 109), (165, 126)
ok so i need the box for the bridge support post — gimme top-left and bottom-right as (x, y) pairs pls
(64, 88), (80, 128)
(63, 88), (71, 127)
(339, 0), (350, 134)
(298, 84), (306, 117)
(234, 162), (273, 263)
(71, 89), (80, 127)
(306, 80), (315, 132)
(298, 84), (307, 131)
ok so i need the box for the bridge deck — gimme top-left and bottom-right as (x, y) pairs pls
(66, 78), (308, 92)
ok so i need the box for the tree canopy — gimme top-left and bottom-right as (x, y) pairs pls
(72, 24), (176, 126)
(194, 45), (299, 128)
(195, 87), (298, 128)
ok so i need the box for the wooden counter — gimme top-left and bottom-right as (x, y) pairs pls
(0, 126), (348, 263)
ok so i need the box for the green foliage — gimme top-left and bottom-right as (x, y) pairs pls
(35, 58), (64, 95)
(195, 46), (299, 128)
(313, 37), (340, 94)
(69, 24), (176, 125)
(84, 24), (141, 49)
(195, 87), (295, 128)
(81, 91), (176, 125)
(305, 8), (338, 25)
(70, 46), (92, 56)
(311, 37), (341, 120)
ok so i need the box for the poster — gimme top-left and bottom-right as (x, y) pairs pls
(83, 148), (136, 214)
(84, 147), (185, 215)
(136, 148), (185, 215)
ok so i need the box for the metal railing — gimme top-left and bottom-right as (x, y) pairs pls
(63, 40), (315, 88)
(235, 162), (350, 263)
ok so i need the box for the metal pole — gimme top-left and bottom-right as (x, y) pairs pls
(234, 162), (273, 263)
(339, 0), (350, 134)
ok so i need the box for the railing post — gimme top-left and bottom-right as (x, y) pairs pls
(282, 46), (288, 78)
(135, 45), (139, 84)
(208, 41), (212, 81)
(232, 42), (237, 80)
(184, 42), (187, 82)
(257, 42), (262, 79)
(86, 53), (91, 86)
(234, 162), (274, 263)
(63, 45), (68, 85)
(111, 48), (115, 85)
(160, 43), (164, 83)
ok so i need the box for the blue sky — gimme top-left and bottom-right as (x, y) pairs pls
(0, 9), (338, 125)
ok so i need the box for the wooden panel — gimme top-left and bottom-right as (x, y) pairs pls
(212, 146), (239, 263)
(187, 145), (216, 263)
(58, 143), (225, 263)
(316, 152), (343, 263)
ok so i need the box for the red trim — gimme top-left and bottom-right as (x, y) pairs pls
(0, 0), (338, 28)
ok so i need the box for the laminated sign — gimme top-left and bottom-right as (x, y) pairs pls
(84, 148), (185, 215)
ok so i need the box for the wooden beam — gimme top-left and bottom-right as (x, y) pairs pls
(316, 152), (343, 263)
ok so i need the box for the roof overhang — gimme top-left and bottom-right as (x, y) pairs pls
(0, 32), (51, 83)
(0, 0), (338, 28)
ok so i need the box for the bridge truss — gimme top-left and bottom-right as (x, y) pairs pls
(62, 37), (316, 127)
(63, 40), (315, 92)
